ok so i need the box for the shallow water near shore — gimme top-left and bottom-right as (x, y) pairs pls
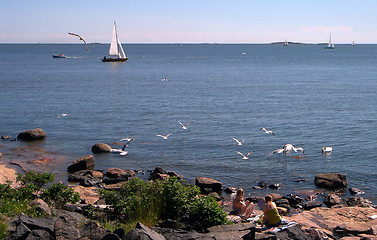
(0, 43), (376, 204)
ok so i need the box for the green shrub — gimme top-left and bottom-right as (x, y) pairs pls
(41, 182), (80, 209)
(16, 171), (54, 196)
(100, 177), (228, 229)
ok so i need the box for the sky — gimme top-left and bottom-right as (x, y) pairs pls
(1, 0), (377, 44)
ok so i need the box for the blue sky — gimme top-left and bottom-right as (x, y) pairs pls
(2, 0), (377, 43)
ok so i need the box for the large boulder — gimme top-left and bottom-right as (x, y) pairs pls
(54, 210), (87, 240)
(67, 155), (95, 173)
(314, 173), (347, 189)
(103, 168), (135, 184)
(323, 193), (342, 207)
(80, 221), (110, 240)
(29, 199), (52, 216)
(91, 143), (112, 153)
(126, 222), (166, 240)
(6, 214), (57, 239)
(195, 176), (222, 193)
(17, 128), (46, 141)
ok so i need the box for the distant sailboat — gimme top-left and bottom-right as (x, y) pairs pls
(324, 34), (335, 49)
(352, 41), (355, 46)
(284, 39), (289, 46)
(102, 22), (128, 62)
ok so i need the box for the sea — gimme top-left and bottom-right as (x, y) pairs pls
(0, 43), (376, 204)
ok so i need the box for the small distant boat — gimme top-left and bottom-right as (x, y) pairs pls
(324, 34), (335, 49)
(284, 39), (289, 46)
(52, 54), (66, 58)
(241, 52), (246, 55)
(352, 41), (355, 46)
(102, 22), (128, 62)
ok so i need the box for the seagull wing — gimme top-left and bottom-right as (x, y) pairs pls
(185, 121), (192, 127)
(156, 134), (164, 138)
(236, 151), (245, 157)
(121, 139), (133, 150)
(177, 121), (184, 127)
(233, 138), (241, 144)
(68, 32), (88, 52)
(166, 133), (173, 137)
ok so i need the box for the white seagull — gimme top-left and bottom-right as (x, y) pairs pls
(156, 133), (173, 139)
(260, 128), (275, 136)
(232, 138), (245, 146)
(178, 120), (191, 130)
(268, 144), (304, 156)
(57, 113), (70, 118)
(236, 151), (255, 160)
(111, 138), (134, 155)
(322, 146), (333, 153)
(162, 77), (168, 81)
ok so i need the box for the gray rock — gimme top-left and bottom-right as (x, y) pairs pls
(67, 155), (95, 173)
(101, 233), (121, 240)
(301, 201), (322, 210)
(314, 173), (347, 189)
(54, 210), (86, 240)
(126, 222), (166, 240)
(91, 143), (112, 153)
(195, 177), (222, 193)
(105, 168), (136, 179)
(18, 128), (46, 141)
(323, 193), (342, 207)
(272, 224), (311, 240)
(29, 199), (52, 216)
(151, 166), (167, 175)
(348, 187), (364, 195)
(81, 221), (110, 240)
(25, 229), (54, 240)
(345, 196), (372, 207)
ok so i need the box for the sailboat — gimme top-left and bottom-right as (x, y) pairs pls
(324, 34), (335, 49)
(352, 41), (355, 46)
(102, 22), (128, 62)
(284, 39), (289, 46)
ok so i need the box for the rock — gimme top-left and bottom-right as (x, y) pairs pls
(68, 170), (104, 186)
(208, 192), (222, 201)
(54, 210), (86, 240)
(72, 185), (100, 205)
(103, 181), (129, 190)
(277, 207), (289, 216)
(67, 155), (95, 173)
(126, 222), (166, 240)
(257, 181), (267, 188)
(1, 135), (11, 139)
(105, 168), (136, 179)
(149, 173), (169, 181)
(17, 128), (46, 141)
(301, 201), (322, 210)
(314, 173), (347, 189)
(324, 193), (342, 207)
(167, 171), (183, 179)
(113, 228), (126, 239)
(26, 229), (54, 239)
(101, 233), (121, 240)
(195, 176), (222, 193)
(91, 143), (112, 153)
(207, 222), (256, 240)
(224, 187), (237, 194)
(7, 214), (57, 239)
(275, 199), (290, 206)
(345, 197), (373, 208)
(29, 199), (52, 216)
(268, 183), (281, 189)
(334, 222), (372, 235)
(349, 187), (365, 195)
(151, 166), (167, 175)
(81, 221), (110, 240)
(272, 224), (312, 240)
(269, 193), (282, 201)
(284, 194), (303, 205)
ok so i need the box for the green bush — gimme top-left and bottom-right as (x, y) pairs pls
(41, 182), (80, 208)
(100, 177), (229, 229)
(16, 171), (54, 197)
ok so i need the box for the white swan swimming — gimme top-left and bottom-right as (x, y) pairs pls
(322, 146), (333, 153)
(177, 120), (191, 130)
(236, 151), (255, 160)
(233, 138), (245, 146)
(260, 127), (275, 136)
(156, 133), (173, 139)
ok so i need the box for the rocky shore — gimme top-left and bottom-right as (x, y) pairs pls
(1, 128), (377, 239)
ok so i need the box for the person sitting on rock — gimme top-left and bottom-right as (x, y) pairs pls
(232, 188), (254, 218)
(262, 195), (282, 228)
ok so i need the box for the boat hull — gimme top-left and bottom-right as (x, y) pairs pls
(101, 57), (128, 62)
(52, 54), (66, 58)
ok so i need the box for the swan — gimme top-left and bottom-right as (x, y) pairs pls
(232, 138), (245, 146)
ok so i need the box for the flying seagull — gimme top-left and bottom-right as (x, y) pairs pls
(178, 120), (191, 130)
(268, 144), (304, 156)
(57, 113), (70, 118)
(232, 138), (245, 146)
(68, 32), (88, 52)
(111, 138), (133, 155)
(156, 133), (173, 139)
(260, 128), (275, 136)
(236, 151), (255, 160)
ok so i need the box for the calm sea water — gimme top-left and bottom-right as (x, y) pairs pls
(1, 43), (376, 203)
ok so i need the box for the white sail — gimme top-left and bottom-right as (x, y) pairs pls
(109, 22), (119, 56)
(118, 37), (126, 58)
(328, 34), (332, 48)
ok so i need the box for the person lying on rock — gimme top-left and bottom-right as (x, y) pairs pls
(232, 188), (255, 219)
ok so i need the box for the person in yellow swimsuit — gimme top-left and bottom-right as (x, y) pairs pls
(262, 195), (282, 228)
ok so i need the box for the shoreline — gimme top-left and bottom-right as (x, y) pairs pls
(0, 161), (18, 186)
